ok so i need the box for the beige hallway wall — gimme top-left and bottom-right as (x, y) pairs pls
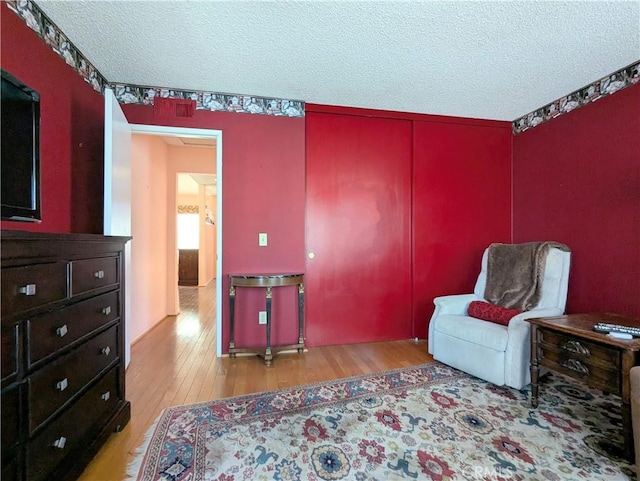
(130, 134), (169, 343)
(204, 192), (217, 284)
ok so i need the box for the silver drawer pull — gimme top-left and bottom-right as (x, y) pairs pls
(52, 436), (67, 449)
(101, 391), (111, 401)
(101, 346), (111, 356)
(56, 378), (68, 391)
(94, 270), (105, 279)
(561, 340), (590, 356)
(561, 359), (589, 375)
(101, 306), (112, 316)
(18, 284), (37, 296)
(56, 325), (68, 338)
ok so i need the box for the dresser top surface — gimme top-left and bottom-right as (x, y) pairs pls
(1, 229), (130, 243)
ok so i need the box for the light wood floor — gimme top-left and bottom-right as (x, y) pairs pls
(78, 282), (433, 480)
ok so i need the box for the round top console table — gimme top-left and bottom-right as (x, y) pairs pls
(228, 273), (305, 366)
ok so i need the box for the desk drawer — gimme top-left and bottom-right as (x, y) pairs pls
(1, 263), (67, 317)
(27, 291), (119, 367)
(28, 326), (118, 433)
(538, 329), (620, 393)
(70, 257), (118, 297)
(26, 368), (119, 481)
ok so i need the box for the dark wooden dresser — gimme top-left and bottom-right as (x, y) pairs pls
(1, 231), (131, 481)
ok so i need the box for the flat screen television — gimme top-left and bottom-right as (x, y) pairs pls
(1, 69), (41, 222)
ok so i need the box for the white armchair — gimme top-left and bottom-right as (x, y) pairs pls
(428, 245), (571, 390)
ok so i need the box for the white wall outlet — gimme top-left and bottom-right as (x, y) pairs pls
(258, 311), (267, 325)
(258, 232), (268, 246)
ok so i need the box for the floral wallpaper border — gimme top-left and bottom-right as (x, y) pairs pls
(512, 61), (640, 134)
(111, 83), (305, 118)
(7, 0), (109, 94)
(8, 0), (305, 118)
(9, 1), (637, 129)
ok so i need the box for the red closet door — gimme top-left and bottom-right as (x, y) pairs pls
(305, 111), (412, 346)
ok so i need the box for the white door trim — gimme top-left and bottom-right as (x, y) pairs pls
(104, 88), (133, 366)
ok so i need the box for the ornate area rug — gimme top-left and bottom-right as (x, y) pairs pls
(127, 362), (634, 480)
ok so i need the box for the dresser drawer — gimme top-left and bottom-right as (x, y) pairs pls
(28, 326), (119, 433)
(538, 329), (620, 393)
(1, 384), (21, 451)
(1, 456), (19, 481)
(1, 322), (19, 381)
(27, 291), (120, 367)
(70, 257), (118, 297)
(1, 263), (67, 317)
(26, 368), (120, 481)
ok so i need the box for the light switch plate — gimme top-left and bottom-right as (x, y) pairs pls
(259, 233), (268, 246)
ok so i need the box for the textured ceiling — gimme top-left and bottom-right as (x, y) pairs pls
(37, 1), (640, 121)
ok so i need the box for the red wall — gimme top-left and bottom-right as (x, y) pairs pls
(121, 105), (306, 350)
(513, 84), (640, 318)
(413, 120), (513, 337)
(1, 4), (104, 234)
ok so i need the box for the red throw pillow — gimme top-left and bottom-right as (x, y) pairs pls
(467, 301), (523, 326)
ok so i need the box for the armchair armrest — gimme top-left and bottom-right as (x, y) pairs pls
(504, 307), (564, 389)
(433, 294), (479, 316)
(428, 294), (479, 354)
(506, 307), (564, 351)
(509, 307), (564, 327)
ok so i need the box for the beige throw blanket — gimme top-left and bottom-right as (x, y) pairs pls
(484, 241), (570, 311)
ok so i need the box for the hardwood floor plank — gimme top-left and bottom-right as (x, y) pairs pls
(77, 281), (433, 480)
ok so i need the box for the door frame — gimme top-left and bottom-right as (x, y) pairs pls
(130, 124), (223, 357)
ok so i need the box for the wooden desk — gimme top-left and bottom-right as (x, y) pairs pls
(228, 273), (304, 366)
(529, 313), (640, 462)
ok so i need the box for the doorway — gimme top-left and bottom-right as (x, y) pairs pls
(177, 172), (217, 288)
(129, 124), (223, 357)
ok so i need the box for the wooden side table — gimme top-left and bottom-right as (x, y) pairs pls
(228, 273), (305, 366)
(529, 312), (640, 462)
